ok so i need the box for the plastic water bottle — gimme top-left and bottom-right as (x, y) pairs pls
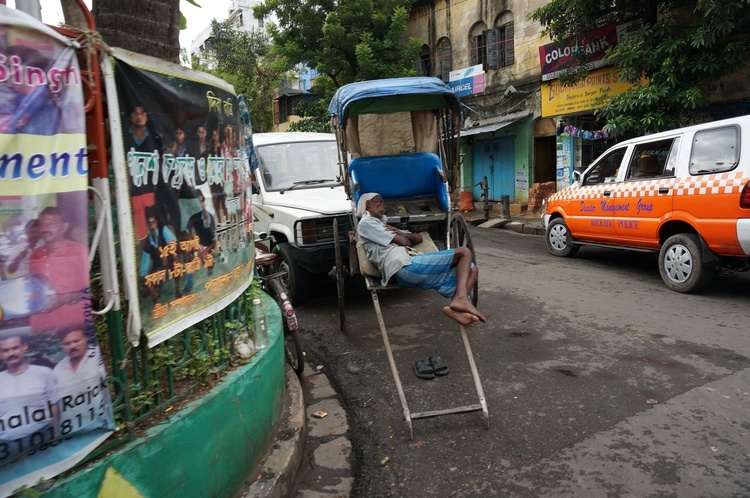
(253, 298), (269, 349)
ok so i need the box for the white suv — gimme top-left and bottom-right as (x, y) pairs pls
(251, 132), (351, 303)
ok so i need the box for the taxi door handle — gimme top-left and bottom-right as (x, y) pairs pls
(658, 187), (670, 194)
(603, 191), (611, 197)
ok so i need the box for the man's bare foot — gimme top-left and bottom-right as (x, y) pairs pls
(449, 297), (486, 322)
(443, 306), (479, 327)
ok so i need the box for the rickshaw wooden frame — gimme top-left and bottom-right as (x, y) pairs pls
(328, 77), (488, 438)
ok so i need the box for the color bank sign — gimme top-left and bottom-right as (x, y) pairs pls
(449, 65), (485, 97)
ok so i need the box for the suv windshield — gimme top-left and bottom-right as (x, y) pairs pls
(256, 141), (339, 191)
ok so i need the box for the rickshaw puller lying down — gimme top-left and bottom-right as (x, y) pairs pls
(356, 193), (486, 326)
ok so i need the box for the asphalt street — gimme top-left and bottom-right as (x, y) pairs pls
(292, 224), (750, 497)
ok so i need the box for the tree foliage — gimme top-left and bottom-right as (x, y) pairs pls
(194, 20), (287, 133)
(255, 0), (422, 87)
(531, 0), (750, 136)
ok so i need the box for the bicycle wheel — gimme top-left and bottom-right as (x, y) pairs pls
(284, 327), (304, 375)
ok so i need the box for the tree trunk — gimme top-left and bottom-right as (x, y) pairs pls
(92, 0), (180, 64)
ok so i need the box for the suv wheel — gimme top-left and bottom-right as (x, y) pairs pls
(274, 242), (313, 304)
(658, 233), (715, 293)
(546, 218), (579, 257)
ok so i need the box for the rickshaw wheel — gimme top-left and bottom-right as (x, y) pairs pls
(449, 214), (478, 307)
(333, 220), (346, 330)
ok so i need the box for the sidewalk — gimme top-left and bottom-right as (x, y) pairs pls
(462, 203), (545, 236)
(241, 362), (353, 498)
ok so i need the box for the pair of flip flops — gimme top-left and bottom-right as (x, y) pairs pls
(413, 355), (449, 379)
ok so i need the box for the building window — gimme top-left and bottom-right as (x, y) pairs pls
(415, 45), (431, 77)
(437, 38), (452, 82)
(469, 23), (486, 68)
(470, 18), (514, 70)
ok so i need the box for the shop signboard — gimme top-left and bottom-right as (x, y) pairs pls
(540, 66), (642, 117)
(539, 21), (636, 82)
(449, 64), (485, 97)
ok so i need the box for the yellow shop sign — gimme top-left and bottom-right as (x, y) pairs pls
(541, 66), (643, 117)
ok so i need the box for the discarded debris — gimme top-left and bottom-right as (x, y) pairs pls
(380, 456), (390, 466)
(646, 398), (659, 405)
(312, 410), (328, 419)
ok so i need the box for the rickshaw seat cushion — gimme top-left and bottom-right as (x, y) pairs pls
(356, 231), (439, 278)
(349, 153), (449, 212)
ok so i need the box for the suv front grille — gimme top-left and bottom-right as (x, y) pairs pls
(295, 215), (353, 246)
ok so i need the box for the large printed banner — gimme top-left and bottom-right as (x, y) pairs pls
(0, 7), (114, 495)
(104, 48), (254, 347)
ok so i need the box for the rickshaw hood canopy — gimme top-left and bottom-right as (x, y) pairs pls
(328, 77), (461, 127)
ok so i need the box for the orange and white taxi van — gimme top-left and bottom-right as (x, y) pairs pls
(542, 115), (750, 293)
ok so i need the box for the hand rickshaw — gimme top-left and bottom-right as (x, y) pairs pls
(328, 77), (488, 438)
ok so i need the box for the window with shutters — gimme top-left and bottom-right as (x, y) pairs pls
(437, 38), (452, 82)
(469, 23), (487, 68)
(470, 15), (515, 71)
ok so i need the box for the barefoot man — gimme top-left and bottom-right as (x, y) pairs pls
(356, 193), (485, 326)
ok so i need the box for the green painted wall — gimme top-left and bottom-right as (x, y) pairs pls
(45, 292), (285, 498)
(459, 116), (535, 204)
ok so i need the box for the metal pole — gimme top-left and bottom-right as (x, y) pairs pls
(482, 176), (489, 219)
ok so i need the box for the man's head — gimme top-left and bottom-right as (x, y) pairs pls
(38, 206), (68, 245)
(0, 333), (29, 372)
(60, 329), (87, 362)
(357, 193), (386, 219)
(130, 106), (148, 127)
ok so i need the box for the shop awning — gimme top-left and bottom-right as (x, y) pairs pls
(460, 111), (532, 137)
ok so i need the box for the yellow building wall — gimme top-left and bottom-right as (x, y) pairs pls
(407, 0), (550, 91)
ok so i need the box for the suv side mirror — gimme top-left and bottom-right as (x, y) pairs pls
(252, 181), (260, 195)
(572, 170), (582, 184)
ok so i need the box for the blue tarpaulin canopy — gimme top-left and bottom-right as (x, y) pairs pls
(328, 77), (461, 127)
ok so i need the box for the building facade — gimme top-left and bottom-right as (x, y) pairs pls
(407, 0), (553, 211)
(190, 0), (267, 67)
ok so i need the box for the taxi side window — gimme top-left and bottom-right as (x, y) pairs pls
(584, 148), (626, 186)
(690, 125), (739, 175)
(626, 138), (676, 180)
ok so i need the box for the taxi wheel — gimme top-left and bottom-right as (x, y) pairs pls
(659, 233), (715, 293)
(546, 218), (579, 257)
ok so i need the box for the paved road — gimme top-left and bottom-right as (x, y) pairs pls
(294, 225), (750, 497)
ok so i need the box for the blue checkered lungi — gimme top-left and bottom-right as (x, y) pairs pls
(394, 249), (457, 298)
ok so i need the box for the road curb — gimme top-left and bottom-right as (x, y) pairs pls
(242, 367), (306, 498)
(471, 216), (545, 235)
